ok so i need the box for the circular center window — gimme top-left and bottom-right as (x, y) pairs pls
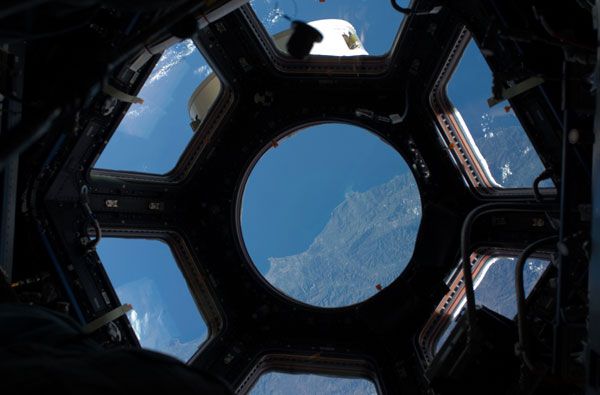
(240, 123), (421, 308)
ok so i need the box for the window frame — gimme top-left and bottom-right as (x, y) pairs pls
(235, 120), (423, 310)
(429, 28), (555, 197)
(239, 2), (412, 76)
(237, 353), (381, 394)
(96, 230), (224, 362)
(90, 33), (234, 183)
(417, 247), (552, 368)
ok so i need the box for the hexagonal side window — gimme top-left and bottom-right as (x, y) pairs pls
(444, 39), (552, 190)
(94, 39), (221, 174)
(96, 238), (207, 362)
(249, 371), (378, 394)
(250, 0), (408, 56)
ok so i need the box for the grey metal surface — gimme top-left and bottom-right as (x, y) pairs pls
(0, 43), (23, 282)
(0, 157), (18, 281)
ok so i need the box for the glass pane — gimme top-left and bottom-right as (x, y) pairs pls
(475, 257), (549, 318)
(447, 40), (551, 188)
(250, 0), (406, 56)
(250, 372), (377, 395)
(95, 39), (220, 174)
(240, 123), (421, 308)
(435, 256), (549, 352)
(96, 238), (207, 361)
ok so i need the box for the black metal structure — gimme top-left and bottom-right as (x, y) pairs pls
(0, 0), (596, 393)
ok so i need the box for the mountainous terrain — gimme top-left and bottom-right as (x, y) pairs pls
(250, 120), (550, 393)
(250, 372), (377, 395)
(266, 173), (421, 308)
(473, 115), (549, 188)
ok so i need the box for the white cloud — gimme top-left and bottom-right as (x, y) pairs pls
(123, 104), (148, 120)
(194, 64), (213, 78)
(501, 162), (513, 182)
(128, 308), (162, 347)
(117, 277), (205, 361)
(266, 7), (284, 26)
(128, 307), (202, 361)
(118, 103), (156, 138)
(147, 39), (196, 85)
(527, 260), (548, 275)
(118, 278), (170, 349)
(114, 39), (199, 139)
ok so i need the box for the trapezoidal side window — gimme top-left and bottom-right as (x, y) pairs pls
(96, 237), (209, 362)
(431, 32), (553, 194)
(249, 371), (378, 395)
(94, 39), (222, 175)
(249, 0), (408, 56)
(418, 250), (550, 365)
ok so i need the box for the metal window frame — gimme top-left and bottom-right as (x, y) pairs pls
(97, 229), (225, 362)
(417, 248), (552, 368)
(236, 352), (382, 394)
(429, 28), (554, 197)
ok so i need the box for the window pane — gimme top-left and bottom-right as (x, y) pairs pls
(250, 372), (378, 395)
(95, 39), (219, 174)
(96, 238), (207, 361)
(447, 40), (551, 188)
(435, 256), (549, 352)
(474, 257), (549, 318)
(240, 124), (421, 308)
(250, 0), (406, 56)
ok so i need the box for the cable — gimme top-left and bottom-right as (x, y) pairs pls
(391, 0), (442, 16)
(460, 204), (515, 336)
(460, 203), (556, 339)
(460, 206), (490, 337)
(533, 168), (553, 202)
(396, 81), (410, 123)
(80, 185), (102, 252)
(515, 235), (557, 372)
(390, 0), (412, 15)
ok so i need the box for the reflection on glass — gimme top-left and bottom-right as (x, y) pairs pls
(447, 40), (551, 188)
(250, 372), (378, 395)
(250, 0), (406, 56)
(97, 238), (207, 361)
(435, 257), (549, 353)
(95, 39), (218, 174)
(241, 124), (421, 308)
